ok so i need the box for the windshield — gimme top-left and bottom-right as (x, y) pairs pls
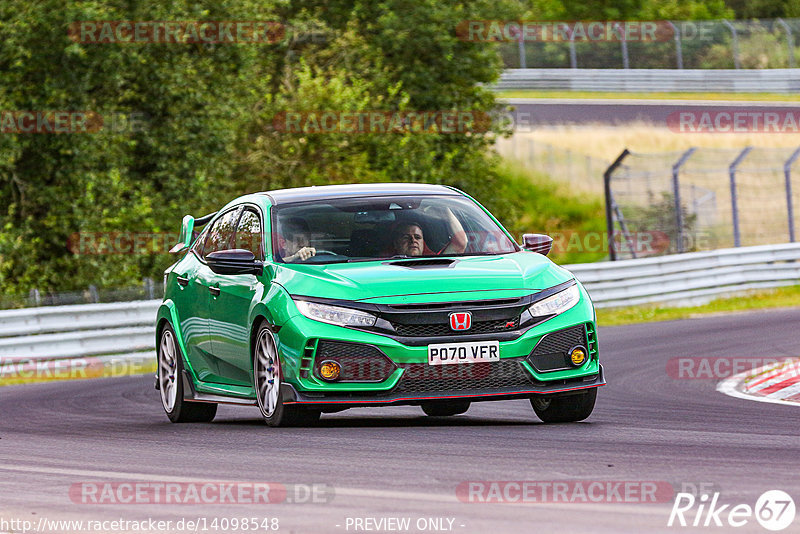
(272, 195), (519, 264)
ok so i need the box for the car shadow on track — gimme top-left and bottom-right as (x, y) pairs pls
(207, 416), (565, 428)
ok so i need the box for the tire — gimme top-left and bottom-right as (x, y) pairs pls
(158, 323), (217, 423)
(530, 388), (597, 423)
(421, 400), (471, 417)
(253, 323), (321, 427)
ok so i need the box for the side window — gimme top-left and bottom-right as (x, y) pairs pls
(191, 226), (209, 256)
(233, 208), (263, 259)
(202, 208), (241, 258)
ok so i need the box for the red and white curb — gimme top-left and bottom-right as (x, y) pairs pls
(717, 358), (800, 406)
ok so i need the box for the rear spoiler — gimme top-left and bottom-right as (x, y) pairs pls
(169, 211), (218, 254)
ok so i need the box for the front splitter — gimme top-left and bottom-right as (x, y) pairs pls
(283, 365), (605, 408)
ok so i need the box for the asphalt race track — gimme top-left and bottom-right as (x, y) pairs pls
(502, 98), (800, 126)
(2, 309), (799, 533)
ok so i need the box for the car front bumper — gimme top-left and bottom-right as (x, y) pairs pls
(281, 364), (605, 407)
(275, 284), (602, 407)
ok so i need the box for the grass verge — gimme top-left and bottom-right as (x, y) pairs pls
(493, 160), (607, 264)
(597, 284), (800, 326)
(0, 356), (155, 387)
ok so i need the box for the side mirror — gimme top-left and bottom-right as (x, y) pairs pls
(521, 234), (553, 256)
(170, 211), (218, 254)
(169, 215), (195, 254)
(206, 249), (264, 275)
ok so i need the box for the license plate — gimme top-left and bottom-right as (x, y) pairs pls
(428, 340), (500, 365)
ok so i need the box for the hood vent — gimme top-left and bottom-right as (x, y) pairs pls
(386, 258), (457, 269)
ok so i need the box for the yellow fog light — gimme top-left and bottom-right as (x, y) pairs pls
(319, 360), (341, 381)
(570, 348), (586, 366)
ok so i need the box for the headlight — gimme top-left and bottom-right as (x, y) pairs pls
(295, 300), (377, 327)
(528, 284), (580, 317)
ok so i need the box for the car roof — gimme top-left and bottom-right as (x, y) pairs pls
(259, 183), (462, 205)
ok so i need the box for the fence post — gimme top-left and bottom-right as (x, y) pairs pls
(569, 29), (577, 68)
(722, 20), (741, 69)
(28, 288), (41, 307)
(604, 149), (631, 261)
(667, 22), (684, 69)
(672, 148), (696, 254)
(615, 23), (630, 69)
(518, 36), (526, 68)
(785, 147), (800, 243)
(88, 285), (99, 303)
(729, 147), (752, 247)
(776, 19), (796, 69)
(144, 277), (155, 300)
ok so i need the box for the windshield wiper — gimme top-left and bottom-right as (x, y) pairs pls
(346, 255), (411, 263)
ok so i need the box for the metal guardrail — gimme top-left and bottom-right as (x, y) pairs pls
(495, 68), (800, 93)
(0, 300), (158, 338)
(2, 243), (799, 363)
(0, 300), (158, 364)
(568, 243), (800, 308)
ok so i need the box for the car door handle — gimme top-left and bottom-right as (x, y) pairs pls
(209, 286), (220, 296)
(176, 276), (189, 286)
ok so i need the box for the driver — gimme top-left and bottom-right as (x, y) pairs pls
(391, 207), (467, 257)
(280, 218), (316, 262)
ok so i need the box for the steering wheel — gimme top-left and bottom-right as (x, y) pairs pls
(312, 249), (338, 256)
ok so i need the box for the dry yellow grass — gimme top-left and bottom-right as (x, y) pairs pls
(509, 123), (800, 162)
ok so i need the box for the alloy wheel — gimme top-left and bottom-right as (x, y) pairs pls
(158, 329), (178, 412)
(255, 330), (281, 417)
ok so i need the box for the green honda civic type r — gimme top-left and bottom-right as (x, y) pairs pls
(155, 183), (605, 426)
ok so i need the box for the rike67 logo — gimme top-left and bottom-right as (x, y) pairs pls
(668, 490), (795, 531)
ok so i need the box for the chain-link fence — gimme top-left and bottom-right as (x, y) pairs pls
(606, 147), (800, 259)
(496, 135), (610, 196)
(0, 278), (164, 310)
(497, 137), (800, 260)
(499, 18), (800, 69)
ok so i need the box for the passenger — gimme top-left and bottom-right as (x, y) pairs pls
(280, 218), (317, 262)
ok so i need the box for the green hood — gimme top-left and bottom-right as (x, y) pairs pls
(274, 252), (574, 303)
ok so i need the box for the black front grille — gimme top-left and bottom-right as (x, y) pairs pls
(526, 324), (587, 372)
(393, 317), (520, 337)
(314, 341), (396, 382)
(393, 359), (532, 393)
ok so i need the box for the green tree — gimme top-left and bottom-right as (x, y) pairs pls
(0, 0), (277, 294)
